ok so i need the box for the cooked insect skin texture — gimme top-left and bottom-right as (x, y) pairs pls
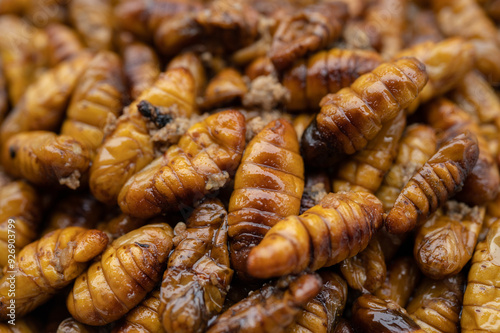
(69, 0), (112, 50)
(45, 23), (85, 67)
(58, 317), (107, 333)
(0, 227), (108, 320)
(396, 38), (474, 113)
(118, 110), (246, 219)
(228, 119), (304, 278)
(333, 111), (406, 194)
(285, 271), (347, 333)
(426, 98), (500, 205)
(351, 294), (425, 333)
(112, 290), (163, 333)
(247, 191), (383, 279)
(374, 257), (420, 307)
(43, 192), (105, 235)
(245, 56), (276, 80)
(201, 68), (248, 109)
(97, 213), (147, 242)
(300, 171), (330, 214)
(407, 274), (464, 333)
(301, 57), (428, 167)
(376, 124), (438, 212)
(0, 51), (92, 146)
(385, 131), (479, 234)
(2, 131), (91, 190)
(67, 223), (174, 326)
(207, 273), (322, 333)
(167, 52), (207, 97)
(90, 67), (197, 204)
(269, 2), (348, 71)
(160, 199), (232, 333)
(332, 319), (355, 333)
(62, 50), (126, 156)
(123, 42), (161, 100)
(0, 180), (42, 267)
(283, 48), (383, 112)
(340, 238), (387, 293)
(462, 219), (500, 332)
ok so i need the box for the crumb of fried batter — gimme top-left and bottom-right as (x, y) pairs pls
(243, 75), (290, 111)
(59, 170), (81, 190)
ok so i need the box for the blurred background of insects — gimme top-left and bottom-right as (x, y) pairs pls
(0, 0), (500, 331)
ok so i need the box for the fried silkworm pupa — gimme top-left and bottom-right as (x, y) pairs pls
(69, 0), (112, 50)
(395, 38), (474, 113)
(167, 52), (207, 97)
(43, 192), (105, 235)
(283, 48), (383, 112)
(461, 219), (500, 332)
(300, 171), (330, 214)
(375, 124), (438, 212)
(0, 51), (92, 146)
(97, 213), (147, 242)
(351, 294), (425, 333)
(0, 227), (109, 320)
(415, 202), (483, 279)
(247, 191), (383, 279)
(228, 119), (304, 278)
(469, 39), (500, 86)
(0, 180), (42, 268)
(2, 131), (91, 190)
(45, 23), (85, 67)
(450, 70), (500, 124)
(340, 238), (387, 293)
(332, 319), (355, 333)
(90, 67), (197, 204)
(207, 273), (322, 333)
(67, 223), (174, 326)
(407, 274), (464, 333)
(160, 199), (232, 333)
(374, 257), (420, 307)
(123, 42), (160, 100)
(111, 290), (162, 333)
(363, 0), (408, 57)
(62, 50), (126, 156)
(118, 110), (246, 219)
(200, 68), (248, 110)
(385, 131), (479, 234)
(57, 317), (107, 333)
(245, 56), (276, 80)
(426, 98), (500, 204)
(301, 57), (428, 167)
(285, 271), (347, 333)
(269, 2), (348, 70)
(333, 111), (406, 194)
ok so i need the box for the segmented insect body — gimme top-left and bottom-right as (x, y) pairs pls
(0, 180), (42, 267)
(385, 132), (479, 234)
(340, 238), (386, 293)
(90, 68), (197, 204)
(228, 119), (304, 277)
(67, 223), (174, 326)
(112, 290), (163, 333)
(333, 111), (406, 193)
(0, 227), (109, 319)
(69, 0), (113, 50)
(97, 213), (147, 242)
(407, 275), (464, 333)
(201, 68), (248, 109)
(2, 131), (91, 190)
(123, 42), (160, 100)
(426, 98), (500, 204)
(206, 273), (322, 333)
(269, 2), (348, 70)
(282, 48), (382, 112)
(45, 23), (85, 67)
(285, 272), (347, 333)
(395, 38), (474, 112)
(375, 124), (438, 212)
(352, 294), (425, 333)
(118, 110), (246, 219)
(374, 257), (420, 307)
(461, 219), (500, 332)
(160, 199), (232, 333)
(167, 52), (207, 97)
(62, 51), (126, 156)
(301, 57), (428, 167)
(247, 192), (383, 279)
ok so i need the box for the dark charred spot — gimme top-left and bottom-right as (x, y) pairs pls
(9, 147), (16, 159)
(137, 100), (174, 128)
(135, 242), (150, 248)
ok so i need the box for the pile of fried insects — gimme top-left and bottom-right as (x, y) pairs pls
(0, 0), (500, 331)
